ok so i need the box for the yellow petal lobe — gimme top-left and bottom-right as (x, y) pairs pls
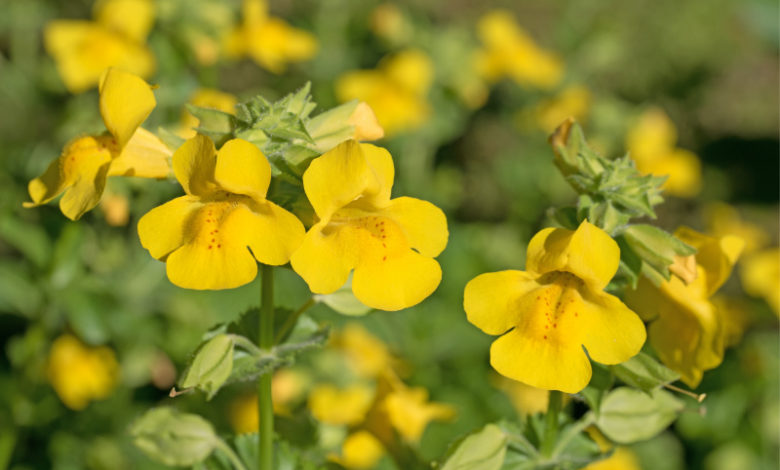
(172, 134), (218, 196)
(108, 127), (172, 178)
(214, 139), (271, 202)
(99, 68), (156, 148)
(464, 270), (539, 335)
(137, 195), (201, 259)
(382, 196), (448, 258)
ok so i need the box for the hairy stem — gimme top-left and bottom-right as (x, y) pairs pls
(258, 265), (274, 470)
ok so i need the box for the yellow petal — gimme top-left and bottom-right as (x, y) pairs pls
(675, 227), (743, 296)
(578, 290), (646, 365)
(653, 148), (702, 197)
(382, 386), (455, 442)
(173, 134), (218, 196)
(108, 127), (172, 178)
(490, 327), (592, 393)
(308, 384), (374, 426)
(94, 0), (155, 42)
(290, 223), (358, 294)
(302, 140), (379, 220)
(214, 139), (271, 202)
(525, 221), (620, 290)
(99, 68), (156, 148)
(339, 431), (385, 470)
(381, 49), (434, 96)
(234, 201), (304, 265)
(138, 195), (202, 259)
(464, 270), (540, 335)
(382, 196), (447, 257)
(740, 248), (780, 315)
(352, 248), (442, 311)
(627, 108), (677, 160)
(360, 143), (394, 207)
(348, 102), (385, 141)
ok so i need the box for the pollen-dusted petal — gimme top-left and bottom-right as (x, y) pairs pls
(137, 195), (201, 259)
(525, 220), (619, 290)
(464, 270), (539, 335)
(382, 196), (447, 257)
(94, 0), (155, 43)
(302, 140), (379, 220)
(173, 134), (218, 196)
(578, 289), (646, 365)
(214, 139), (271, 203)
(99, 68), (156, 148)
(165, 202), (259, 290)
(108, 127), (172, 178)
(352, 249), (441, 311)
(290, 223), (359, 294)
(360, 143), (394, 206)
(234, 201), (304, 265)
(490, 328), (592, 393)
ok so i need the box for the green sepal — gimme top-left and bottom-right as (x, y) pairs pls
(130, 408), (218, 467)
(595, 387), (684, 444)
(156, 127), (186, 153)
(314, 278), (372, 317)
(620, 225), (697, 280)
(178, 334), (234, 400)
(610, 352), (680, 394)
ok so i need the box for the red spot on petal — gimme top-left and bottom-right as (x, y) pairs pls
(553, 323), (557, 328)
(575, 313), (578, 317)
(211, 239), (215, 242)
(217, 244), (221, 248)
(544, 335), (547, 339)
(208, 245), (212, 249)
(382, 256), (387, 261)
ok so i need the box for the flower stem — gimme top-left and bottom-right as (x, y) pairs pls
(542, 390), (563, 458)
(216, 438), (249, 470)
(274, 297), (316, 343)
(258, 264), (274, 470)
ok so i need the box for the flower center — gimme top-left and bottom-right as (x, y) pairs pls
(523, 271), (585, 341)
(329, 208), (408, 261)
(61, 135), (116, 179)
(187, 199), (242, 251)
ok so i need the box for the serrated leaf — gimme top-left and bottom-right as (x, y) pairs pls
(596, 387), (683, 444)
(610, 352), (680, 393)
(179, 334), (234, 400)
(441, 424), (507, 470)
(130, 408), (218, 467)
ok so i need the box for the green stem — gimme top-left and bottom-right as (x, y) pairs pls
(216, 439), (249, 470)
(541, 390), (563, 458)
(274, 297), (316, 343)
(258, 265), (275, 470)
(227, 334), (263, 357)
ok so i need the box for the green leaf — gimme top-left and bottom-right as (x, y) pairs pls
(156, 127), (186, 153)
(314, 279), (372, 316)
(130, 408), (218, 467)
(621, 225), (696, 279)
(596, 387), (684, 444)
(0, 213), (51, 269)
(610, 352), (680, 393)
(579, 363), (614, 412)
(441, 424), (508, 470)
(179, 334), (234, 400)
(615, 236), (643, 290)
(0, 262), (41, 316)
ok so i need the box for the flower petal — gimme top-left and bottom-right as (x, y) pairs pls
(138, 195), (201, 259)
(235, 201), (304, 265)
(352, 249), (442, 311)
(361, 143), (394, 206)
(674, 227), (743, 296)
(173, 134), (218, 196)
(303, 140), (379, 220)
(382, 196), (447, 257)
(94, 0), (155, 43)
(99, 68), (156, 148)
(108, 127), (172, 178)
(290, 223), (358, 294)
(525, 220), (619, 290)
(490, 328), (592, 393)
(464, 270), (539, 335)
(214, 139), (271, 202)
(578, 289), (646, 365)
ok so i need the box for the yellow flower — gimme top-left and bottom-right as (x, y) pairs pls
(626, 108), (701, 197)
(705, 203), (769, 255)
(228, 370), (309, 433)
(179, 88), (238, 139)
(45, 0), (155, 93)
(625, 227), (743, 387)
(382, 383), (455, 442)
(25, 68), (171, 220)
(527, 85), (591, 133)
(308, 383), (375, 426)
(224, 0), (317, 73)
(100, 192), (130, 226)
(334, 323), (393, 379)
(47, 334), (119, 410)
(493, 375), (550, 416)
(347, 102), (385, 142)
(336, 49), (434, 136)
(138, 134), (304, 290)
(290, 140), (448, 311)
(332, 431), (385, 470)
(740, 248), (780, 316)
(474, 10), (563, 89)
(584, 428), (641, 470)
(464, 220), (646, 393)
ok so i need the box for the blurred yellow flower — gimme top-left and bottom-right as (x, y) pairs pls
(290, 140), (448, 311)
(224, 0), (318, 73)
(370, 3), (411, 45)
(626, 227), (743, 387)
(100, 192), (130, 226)
(25, 69), (171, 220)
(229, 370), (309, 433)
(475, 10), (563, 89)
(47, 334), (119, 410)
(382, 383), (455, 442)
(332, 430), (385, 470)
(740, 248), (780, 316)
(493, 376), (549, 416)
(336, 49), (434, 136)
(179, 88), (238, 139)
(138, 135), (304, 289)
(584, 428), (641, 470)
(464, 220), (646, 393)
(45, 0), (155, 93)
(626, 108), (702, 197)
(705, 203), (770, 255)
(528, 85), (592, 133)
(334, 323), (393, 379)
(308, 383), (375, 426)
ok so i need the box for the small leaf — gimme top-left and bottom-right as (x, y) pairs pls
(130, 408), (218, 467)
(596, 387), (683, 444)
(622, 225), (696, 280)
(610, 352), (680, 393)
(441, 424), (507, 470)
(179, 334), (234, 400)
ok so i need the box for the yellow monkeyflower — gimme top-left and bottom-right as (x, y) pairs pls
(584, 428), (641, 470)
(464, 220), (646, 393)
(625, 227), (743, 387)
(493, 375), (550, 416)
(224, 0), (318, 73)
(290, 140), (448, 311)
(308, 383), (375, 426)
(740, 248), (780, 316)
(475, 10), (563, 89)
(137, 135), (304, 290)
(331, 430), (386, 470)
(179, 88), (238, 139)
(705, 203), (769, 255)
(527, 85), (592, 133)
(336, 49), (434, 136)
(382, 383), (455, 442)
(626, 108), (702, 197)
(229, 369), (309, 433)
(47, 334), (119, 410)
(334, 323), (393, 379)
(45, 0), (155, 93)
(25, 68), (171, 220)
